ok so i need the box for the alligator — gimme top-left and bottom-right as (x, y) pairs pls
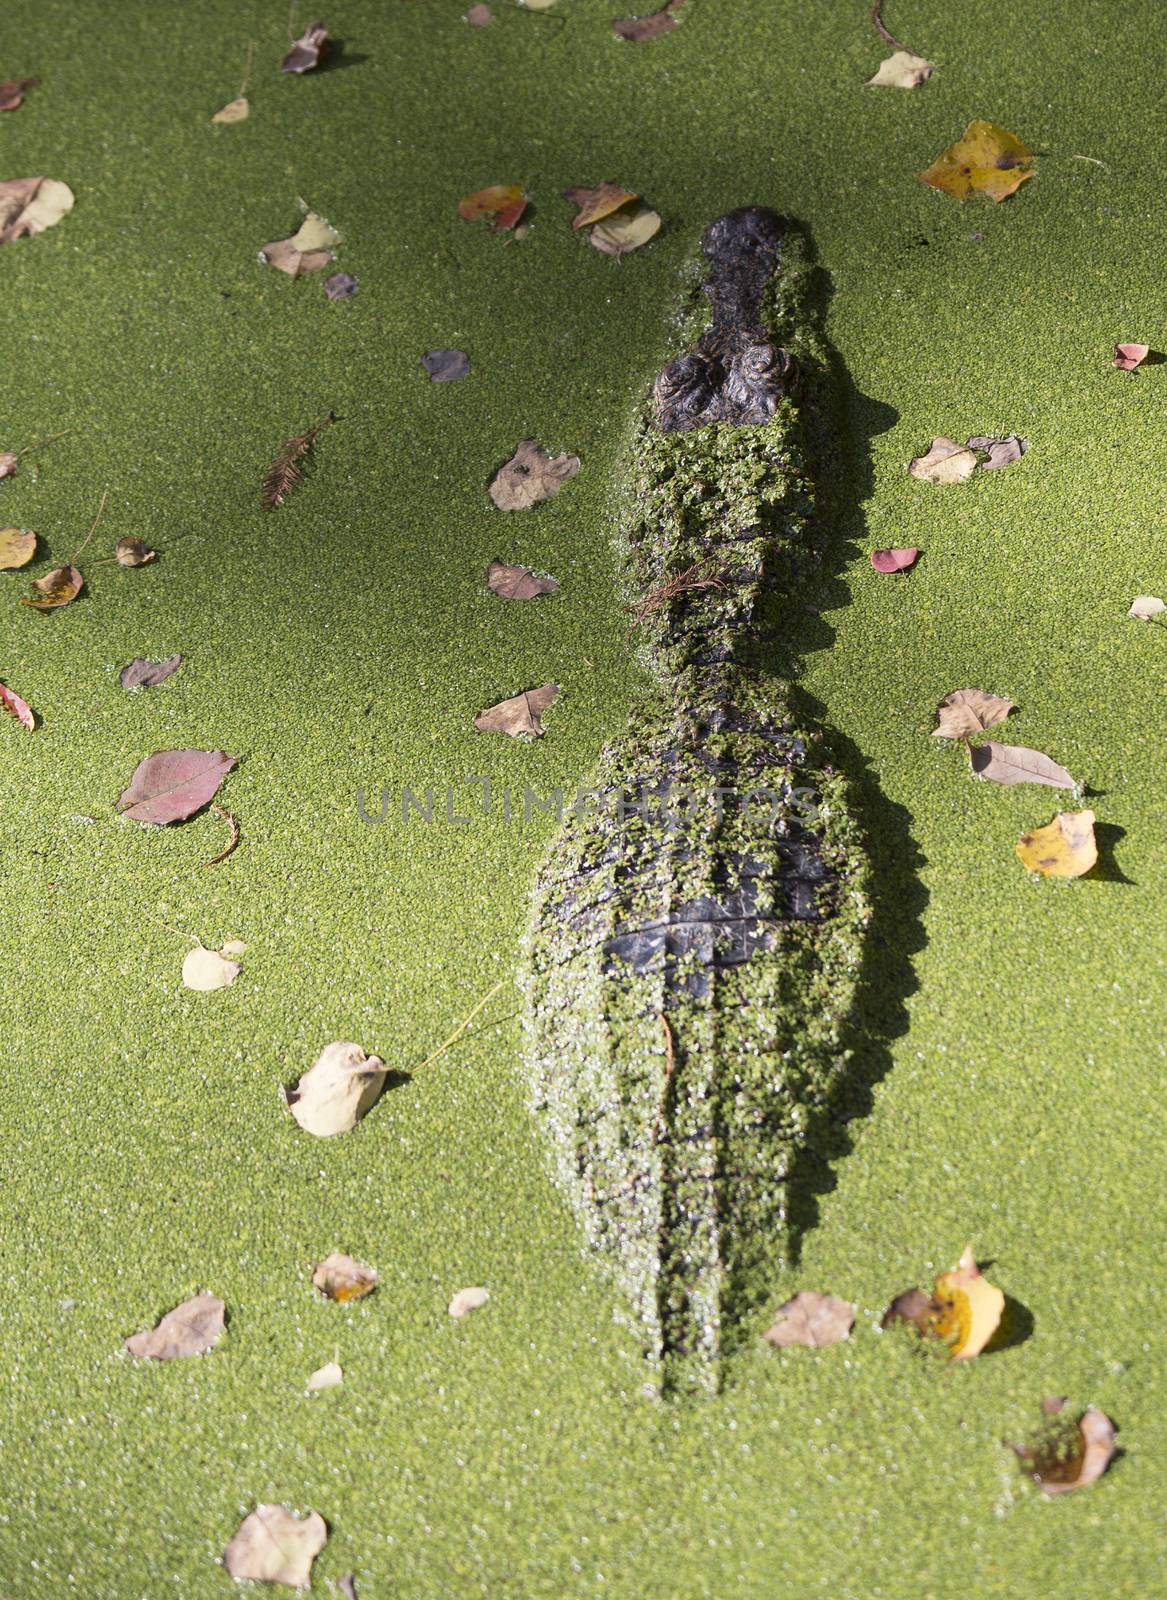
(519, 208), (871, 1397)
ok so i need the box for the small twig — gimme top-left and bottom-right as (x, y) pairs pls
(416, 978), (506, 1071)
(202, 802), (241, 867)
(286, 0), (298, 43)
(870, 0), (905, 49)
(15, 429), (71, 461)
(240, 40), (255, 96)
(626, 557), (727, 628)
(69, 488), (108, 563)
(653, 1013), (676, 1147)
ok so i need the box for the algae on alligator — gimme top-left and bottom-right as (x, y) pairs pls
(519, 209), (872, 1397)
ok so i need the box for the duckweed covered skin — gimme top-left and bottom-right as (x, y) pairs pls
(520, 211), (872, 1395)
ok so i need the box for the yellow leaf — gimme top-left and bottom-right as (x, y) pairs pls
(589, 204), (661, 257)
(212, 96), (249, 124)
(0, 527), (36, 568)
(1016, 809), (1097, 878)
(21, 563), (82, 610)
(918, 119), (1035, 203)
(563, 181), (639, 230)
(932, 1246), (1004, 1359)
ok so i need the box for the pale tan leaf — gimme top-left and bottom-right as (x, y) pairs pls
(115, 536), (155, 567)
(0, 177), (74, 244)
(262, 211), (339, 277)
(182, 947), (241, 992)
(563, 181), (639, 230)
(0, 528), (36, 568)
(589, 204), (661, 257)
(932, 688), (1016, 739)
(1128, 595), (1165, 621)
(124, 1292), (225, 1359)
(312, 1251), (377, 1302)
(448, 1286), (490, 1318)
(867, 50), (934, 88)
(306, 1360), (344, 1392)
(969, 741), (1074, 788)
(223, 1505), (328, 1586)
(486, 559), (560, 600)
(285, 1041), (390, 1137)
(909, 436), (978, 484)
(473, 682), (558, 737)
(212, 96), (249, 123)
(763, 1291), (854, 1349)
(489, 439), (580, 511)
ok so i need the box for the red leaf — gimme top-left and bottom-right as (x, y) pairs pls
(117, 749), (237, 825)
(871, 547), (919, 573)
(0, 682), (35, 729)
(1113, 342), (1150, 371)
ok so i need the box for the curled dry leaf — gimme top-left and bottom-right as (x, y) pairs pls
(883, 1246), (1004, 1359)
(590, 204), (661, 257)
(449, 1286), (490, 1318)
(182, 946), (242, 992)
(124, 1291), (225, 1359)
(115, 536), (155, 567)
(1016, 809), (1097, 877)
(224, 1505), (328, 1587)
(120, 654), (182, 690)
(306, 1360), (344, 1392)
(933, 688), (1016, 739)
(969, 741), (1075, 789)
(458, 184), (528, 231)
(21, 563), (82, 610)
(0, 78), (38, 113)
(0, 528), (36, 568)
(261, 211), (338, 276)
(474, 682), (558, 737)
(563, 181), (639, 230)
(1114, 342), (1149, 371)
(285, 1041), (390, 1137)
(763, 1290), (854, 1349)
(1128, 595), (1165, 621)
(918, 120), (1035, 203)
(312, 1251), (377, 1302)
(0, 177), (74, 244)
(867, 50), (933, 88)
(211, 96), (249, 123)
(1015, 1406), (1117, 1494)
(967, 432), (1026, 469)
(612, 0), (685, 40)
(422, 348), (470, 383)
(0, 452), (18, 478)
(324, 271), (358, 300)
(489, 439), (580, 510)
(871, 547), (918, 573)
(909, 436), (977, 484)
(281, 22), (328, 73)
(486, 559), (559, 600)
(0, 682), (35, 730)
(117, 749), (237, 825)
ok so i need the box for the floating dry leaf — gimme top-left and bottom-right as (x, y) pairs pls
(458, 184), (528, 231)
(612, 0), (685, 40)
(969, 741), (1075, 789)
(262, 412), (336, 508)
(211, 96), (249, 123)
(422, 348), (470, 383)
(867, 50), (933, 88)
(0, 452), (17, 478)
(1016, 809), (1097, 877)
(563, 181), (639, 230)
(285, 1041), (390, 1137)
(486, 559), (559, 600)
(933, 688), (1016, 739)
(489, 439), (580, 510)
(324, 271), (358, 299)
(117, 749), (237, 825)
(0, 527), (36, 568)
(21, 563), (82, 610)
(1014, 1406), (1117, 1494)
(312, 1251), (378, 1302)
(281, 22), (328, 73)
(474, 682), (558, 737)
(763, 1291), (854, 1349)
(261, 211), (338, 276)
(124, 1292), (225, 1359)
(339, 1575), (359, 1600)
(918, 120), (1035, 202)
(0, 682), (35, 730)
(0, 177), (74, 243)
(870, 546), (918, 573)
(909, 436), (978, 484)
(115, 536), (155, 567)
(224, 1505), (328, 1587)
(182, 945), (242, 992)
(448, 1286), (490, 1318)
(883, 1247), (1004, 1359)
(120, 654), (182, 690)
(1128, 595), (1165, 621)
(306, 1360), (344, 1392)
(967, 432), (1026, 469)
(590, 203), (661, 257)
(1114, 342), (1149, 372)
(466, 2), (493, 21)
(0, 78), (38, 113)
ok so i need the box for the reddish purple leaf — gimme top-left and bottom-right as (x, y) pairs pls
(1114, 342), (1149, 371)
(871, 547), (919, 573)
(0, 681), (35, 729)
(117, 749), (237, 825)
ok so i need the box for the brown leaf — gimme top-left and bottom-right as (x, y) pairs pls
(612, 0), (685, 40)
(21, 563), (82, 610)
(223, 1505), (328, 1586)
(967, 432), (1026, 469)
(0, 682), (35, 730)
(261, 211), (338, 277)
(0, 177), (74, 244)
(312, 1250), (378, 1302)
(870, 547), (918, 573)
(281, 22), (328, 73)
(115, 536), (155, 567)
(882, 1248), (1003, 1358)
(1114, 342), (1149, 371)
(563, 181), (639, 230)
(0, 451), (18, 477)
(0, 527), (36, 568)
(262, 412), (336, 508)
(918, 120), (1035, 203)
(881, 1286), (934, 1334)
(489, 439), (580, 510)
(324, 271), (358, 300)
(474, 682), (558, 737)
(117, 749), (237, 825)
(933, 688), (1016, 740)
(1015, 809), (1097, 877)
(0, 78), (38, 113)
(421, 348), (470, 382)
(486, 559), (559, 600)
(119, 654), (182, 690)
(969, 741), (1075, 789)
(1015, 1406), (1117, 1494)
(909, 436), (978, 484)
(458, 184), (527, 228)
(124, 1292), (225, 1359)
(285, 1041), (390, 1137)
(763, 1291), (854, 1349)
